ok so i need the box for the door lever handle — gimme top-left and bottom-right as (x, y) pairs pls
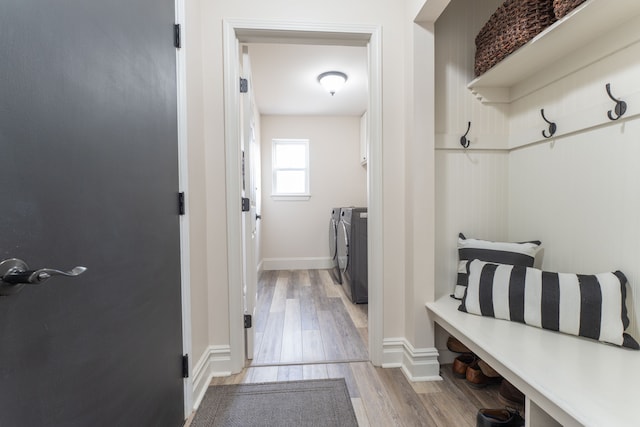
(0, 258), (87, 296)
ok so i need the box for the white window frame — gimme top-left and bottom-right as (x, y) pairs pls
(271, 138), (310, 200)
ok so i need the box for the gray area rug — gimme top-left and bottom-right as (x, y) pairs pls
(190, 378), (358, 427)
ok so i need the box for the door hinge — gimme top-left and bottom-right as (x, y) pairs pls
(241, 197), (250, 212)
(182, 354), (189, 378)
(244, 314), (252, 329)
(240, 78), (248, 93)
(173, 24), (181, 48)
(178, 192), (186, 215)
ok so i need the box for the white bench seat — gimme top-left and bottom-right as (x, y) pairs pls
(426, 296), (640, 427)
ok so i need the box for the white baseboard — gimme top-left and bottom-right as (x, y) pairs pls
(382, 338), (441, 381)
(262, 257), (333, 271)
(191, 345), (232, 412)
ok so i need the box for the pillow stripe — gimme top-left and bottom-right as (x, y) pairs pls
(508, 265), (526, 323)
(541, 272), (560, 331)
(479, 263), (498, 317)
(614, 270), (630, 330)
(460, 259), (640, 349)
(459, 248), (537, 266)
(598, 273), (624, 345)
(578, 274), (602, 341)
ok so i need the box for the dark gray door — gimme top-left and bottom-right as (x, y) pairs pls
(0, 1), (184, 426)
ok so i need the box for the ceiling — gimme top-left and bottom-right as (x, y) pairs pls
(246, 43), (368, 116)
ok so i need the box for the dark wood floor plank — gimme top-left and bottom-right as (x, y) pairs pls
(328, 297), (368, 360)
(255, 270), (277, 334)
(317, 309), (349, 360)
(299, 282), (319, 331)
(308, 269), (332, 311)
(286, 269), (302, 300)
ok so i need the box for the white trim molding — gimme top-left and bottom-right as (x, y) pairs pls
(173, 0), (193, 417)
(191, 345), (233, 412)
(382, 338), (441, 382)
(262, 257), (333, 271)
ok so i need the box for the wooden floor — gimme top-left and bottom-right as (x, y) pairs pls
(200, 269), (515, 426)
(251, 269), (368, 365)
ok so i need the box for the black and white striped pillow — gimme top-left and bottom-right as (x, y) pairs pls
(459, 259), (639, 349)
(453, 233), (542, 299)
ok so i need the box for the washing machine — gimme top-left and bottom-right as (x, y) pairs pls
(329, 208), (342, 284)
(337, 207), (368, 304)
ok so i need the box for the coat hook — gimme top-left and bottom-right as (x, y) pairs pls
(606, 83), (627, 121)
(460, 121), (471, 148)
(541, 109), (557, 139)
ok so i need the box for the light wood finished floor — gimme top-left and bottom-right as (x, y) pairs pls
(196, 269), (514, 426)
(251, 269), (368, 365)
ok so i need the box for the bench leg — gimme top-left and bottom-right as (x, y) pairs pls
(525, 398), (563, 427)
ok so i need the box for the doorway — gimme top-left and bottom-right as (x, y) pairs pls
(246, 41), (369, 365)
(223, 20), (383, 373)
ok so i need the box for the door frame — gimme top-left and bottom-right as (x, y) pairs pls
(175, 0), (193, 416)
(223, 19), (384, 372)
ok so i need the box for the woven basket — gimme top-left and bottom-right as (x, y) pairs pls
(474, 0), (556, 76)
(553, 0), (587, 19)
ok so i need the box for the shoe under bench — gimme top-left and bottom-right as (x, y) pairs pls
(426, 296), (638, 427)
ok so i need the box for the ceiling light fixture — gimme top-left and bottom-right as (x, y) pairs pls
(317, 71), (348, 96)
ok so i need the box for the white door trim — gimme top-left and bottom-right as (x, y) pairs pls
(174, 0), (193, 416)
(223, 19), (384, 371)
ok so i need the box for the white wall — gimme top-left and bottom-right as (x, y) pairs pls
(184, 0), (210, 368)
(260, 115), (366, 269)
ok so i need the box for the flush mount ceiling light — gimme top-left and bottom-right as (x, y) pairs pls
(317, 71), (348, 96)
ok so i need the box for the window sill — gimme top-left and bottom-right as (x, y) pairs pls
(271, 194), (311, 201)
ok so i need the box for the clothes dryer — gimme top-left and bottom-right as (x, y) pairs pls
(329, 208), (342, 284)
(337, 207), (368, 304)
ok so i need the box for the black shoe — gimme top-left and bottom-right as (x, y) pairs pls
(476, 408), (524, 427)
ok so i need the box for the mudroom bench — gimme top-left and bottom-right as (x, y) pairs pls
(426, 297), (639, 427)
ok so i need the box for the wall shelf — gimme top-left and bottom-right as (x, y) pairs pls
(468, 0), (640, 104)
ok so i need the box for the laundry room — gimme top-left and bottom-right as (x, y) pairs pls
(244, 41), (371, 365)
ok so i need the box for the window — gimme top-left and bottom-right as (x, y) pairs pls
(272, 139), (310, 200)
